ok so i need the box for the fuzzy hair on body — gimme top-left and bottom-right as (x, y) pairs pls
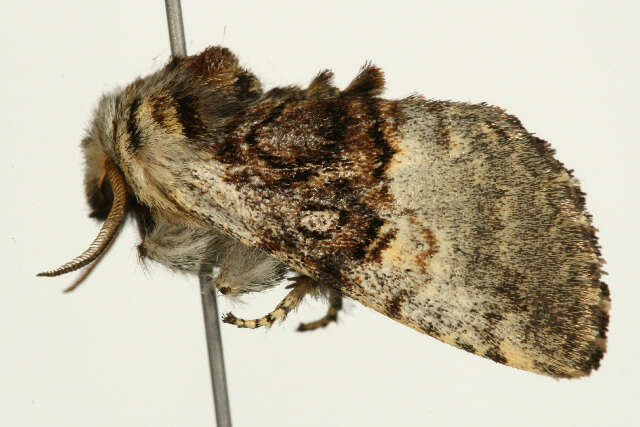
(52, 46), (608, 378)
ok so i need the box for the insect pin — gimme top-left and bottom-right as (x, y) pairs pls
(39, 46), (609, 378)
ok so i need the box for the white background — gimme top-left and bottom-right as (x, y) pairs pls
(3, 1), (638, 426)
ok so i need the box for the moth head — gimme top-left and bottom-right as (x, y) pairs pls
(38, 92), (128, 281)
(82, 93), (122, 219)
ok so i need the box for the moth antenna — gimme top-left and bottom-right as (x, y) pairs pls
(37, 158), (127, 277)
(62, 233), (117, 293)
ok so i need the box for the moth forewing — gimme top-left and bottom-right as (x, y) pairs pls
(40, 46), (609, 378)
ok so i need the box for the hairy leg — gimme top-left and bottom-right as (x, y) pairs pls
(139, 218), (288, 295)
(213, 241), (289, 295)
(139, 219), (229, 273)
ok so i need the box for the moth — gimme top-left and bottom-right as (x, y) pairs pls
(40, 46), (609, 378)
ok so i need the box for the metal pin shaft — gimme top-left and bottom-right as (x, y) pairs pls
(199, 270), (233, 427)
(164, 0), (186, 57)
(164, 2), (232, 426)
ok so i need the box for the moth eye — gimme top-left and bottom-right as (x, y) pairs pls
(88, 178), (114, 220)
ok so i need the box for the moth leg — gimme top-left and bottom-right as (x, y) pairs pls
(139, 219), (230, 274)
(214, 240), (288, 296)
(222, 276), (316, 329)
(297, 286), (342, 332)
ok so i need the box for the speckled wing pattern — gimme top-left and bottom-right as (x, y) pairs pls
(135, 48), (608, 377)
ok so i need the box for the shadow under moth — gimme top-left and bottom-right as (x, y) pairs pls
(39, 46), (609, 378)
